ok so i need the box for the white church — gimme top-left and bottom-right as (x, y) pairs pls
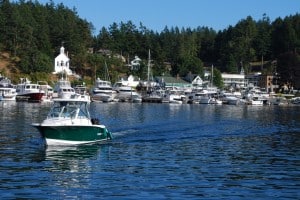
(53, 46), (72, 75)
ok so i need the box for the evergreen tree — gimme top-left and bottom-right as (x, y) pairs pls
(213, 68), (224, 88)
(0, 1), (299, 87)
(254, 14), (271, 70)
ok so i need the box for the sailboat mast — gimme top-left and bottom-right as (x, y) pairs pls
(104, 61), (110, 81)
(94, 64), (97, 82)
(211, 64), (214, 86)
(147, 49), (151, 90)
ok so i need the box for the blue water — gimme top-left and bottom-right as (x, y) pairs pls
(0, 101), (299, 199)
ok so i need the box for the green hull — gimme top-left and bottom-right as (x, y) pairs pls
(35, 125), (112, 145)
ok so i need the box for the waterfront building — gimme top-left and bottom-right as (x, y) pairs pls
(245, 72), (261, 87)
(115, 75), (140, 88)
(156, 75), (191, 88)
(53, 46), (72, 75)
(221, 73), (246, 88)
(258, 75), (277, 93)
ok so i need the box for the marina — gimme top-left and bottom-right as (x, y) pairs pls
(0, 101), (299, 199)
(0, 1), (299, 199)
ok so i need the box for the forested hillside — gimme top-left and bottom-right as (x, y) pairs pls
(0, 1), (299, 87)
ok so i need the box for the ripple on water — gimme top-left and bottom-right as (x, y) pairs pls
(0, 102), (299, 199)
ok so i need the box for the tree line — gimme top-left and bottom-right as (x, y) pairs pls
(0, 0), (299, 88)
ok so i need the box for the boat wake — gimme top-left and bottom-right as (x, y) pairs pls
(110, 128), (139, 138)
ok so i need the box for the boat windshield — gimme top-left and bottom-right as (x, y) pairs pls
(48, 101), (90, 119)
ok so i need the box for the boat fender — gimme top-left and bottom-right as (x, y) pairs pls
(91, 118), (99, 125)
(107, 130), (113, 140)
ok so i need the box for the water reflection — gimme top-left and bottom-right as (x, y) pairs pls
(45, 144), (111, 169)
(0, 101), (299, 199)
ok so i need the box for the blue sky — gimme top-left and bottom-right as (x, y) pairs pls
(38, 0), (299, 34)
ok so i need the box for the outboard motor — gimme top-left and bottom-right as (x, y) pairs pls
(91, 118), (99, 125)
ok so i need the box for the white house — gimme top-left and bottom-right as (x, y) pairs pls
(130, 56), (141, 71)
(115, 75), (140, 88)
(221, 73), (245, 88)
(53, 46), (72, 75)
(191, 76), (203, 88)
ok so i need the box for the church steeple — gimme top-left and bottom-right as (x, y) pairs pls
(60, 46), (65, 54)
(53, 45), (72, 75)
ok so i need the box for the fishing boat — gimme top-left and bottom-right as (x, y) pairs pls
(32, 94), (112, 145)
(16, 78), (44, 102)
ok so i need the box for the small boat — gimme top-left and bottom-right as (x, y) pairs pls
(248, 97), (264, 105)
(32, 94), (112, 145)
(16, 78), (44, 102)
(290, 97), (300, 104)
(0, 74), (17, 101)
(142, 91), (163, 103)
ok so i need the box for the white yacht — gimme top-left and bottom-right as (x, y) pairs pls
(0, 75), (16, 101)
(53, 78), (75, 99)
(113, 82), (142, 102)
(189, 86), (221, 104)
(91, 78), (116, 102)
(244, 87), (269, 105)
(220, 91), (242, 105)
(163, 87), (186, 104)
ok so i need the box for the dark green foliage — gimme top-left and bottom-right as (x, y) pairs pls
(0, 0), (92, 74)
(213, 68), (224, 89)
(0, 1), (299, 88)
(277, 52), (300, 88)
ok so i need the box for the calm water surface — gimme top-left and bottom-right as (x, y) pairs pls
(0, 101), (299, 199)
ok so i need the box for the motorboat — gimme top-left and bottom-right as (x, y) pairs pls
(290, 97), (300, 104)
(113, 83), (142, 102)
(16, 78), (44, 102)
(163, 87), (186, 104)
(248, 97), (264, 105)
(32, 94), (112, 145)
(142, 89), (164, 103)
(0, 74), (17, 101)
(91, 78), (116, 102)
(220, 91), (242, 105)
(53, 78), (75, 99)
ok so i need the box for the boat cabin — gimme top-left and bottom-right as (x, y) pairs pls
(48, 99), (90, 119)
